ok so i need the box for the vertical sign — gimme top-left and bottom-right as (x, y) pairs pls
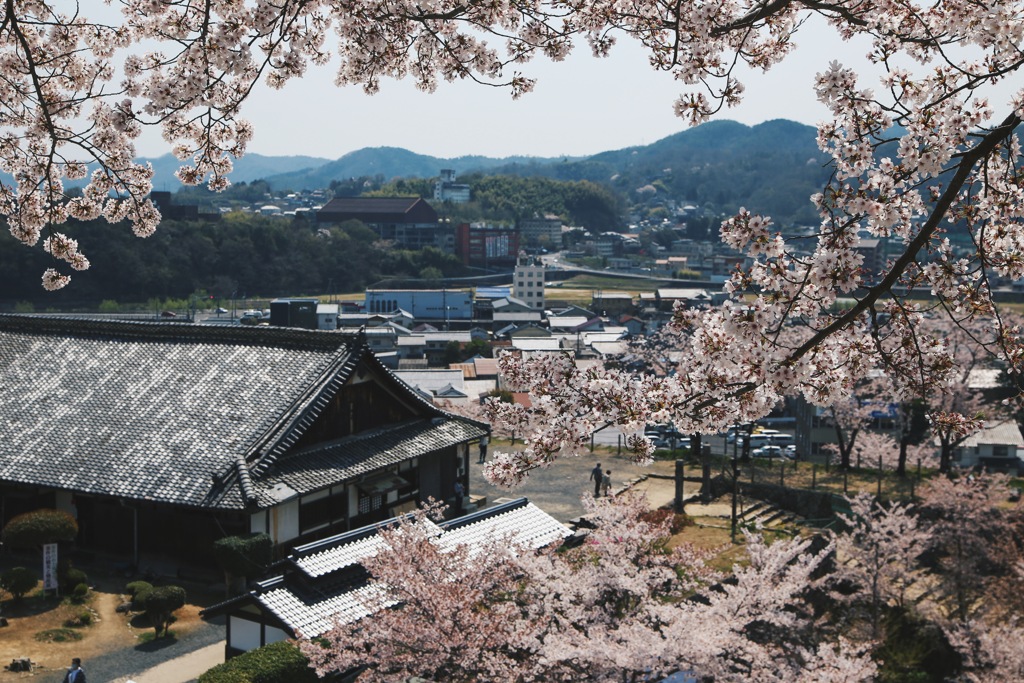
(42, 543), (58, 591)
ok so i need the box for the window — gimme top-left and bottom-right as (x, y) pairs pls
(358, 492), (383, 514)
(993, 445), (1009, 457)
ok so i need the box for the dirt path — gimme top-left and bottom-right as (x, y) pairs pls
(1, 576), (213, 681)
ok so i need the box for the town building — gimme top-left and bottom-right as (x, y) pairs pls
(942, 420), (1024, 472)
(517, 214), (562, 247)
(433, 169), (471, 203)
(591, 291), (635, 317)
(364, 289), (474, 322)
(513, 256), (546, 311)
(455, 223), (520, 267)
(316, 197), (448, 251)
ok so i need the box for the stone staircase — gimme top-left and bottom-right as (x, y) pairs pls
(737, 500), (802, 531)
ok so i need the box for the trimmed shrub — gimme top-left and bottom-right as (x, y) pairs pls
(1, 509), (78, 548)
(198, 641), (319, 683)
(213, 534), (272, 578)
(72, 583), (90, 600)
(62, 567), (88, 593)
(1, 566), (38, 600)
(145, 585), (186, 637)
(126, 580), (153, 596)
(126, 580), (153, 609)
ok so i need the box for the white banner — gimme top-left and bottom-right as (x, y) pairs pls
(42, 543), (58, 591)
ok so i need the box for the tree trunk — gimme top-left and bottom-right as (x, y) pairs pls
(939, 441), (953, 474)
(897, 436), (908, 478)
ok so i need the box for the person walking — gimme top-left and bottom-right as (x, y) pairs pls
(62, 658), (86, 683)
(590, 462), (603, 497)
(478, 435), (489, 464)
(601, 469), (612, 498)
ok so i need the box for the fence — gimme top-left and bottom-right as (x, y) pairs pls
(712, 454), (925, 501)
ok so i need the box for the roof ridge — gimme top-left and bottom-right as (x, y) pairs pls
(0, 314), (352, 351)
(247, 346), (363, 477)
(439, 497), (529, 531)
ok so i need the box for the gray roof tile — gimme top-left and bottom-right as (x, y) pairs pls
(253, 419), (488, 505)
(0, 316), (357, 509)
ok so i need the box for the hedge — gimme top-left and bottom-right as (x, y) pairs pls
(198, 641), (319, 683)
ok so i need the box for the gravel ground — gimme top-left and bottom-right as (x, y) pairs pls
(34, 614), (225, 683)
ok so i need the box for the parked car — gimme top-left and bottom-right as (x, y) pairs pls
(644, 424), (665, 438)
(784, 445), (797, 459)
(752, 445), (786, 459)
(649, 436), (691, 451)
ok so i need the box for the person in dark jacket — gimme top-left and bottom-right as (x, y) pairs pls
(590, 462), (603, 497)
(62, 658), (86, 683)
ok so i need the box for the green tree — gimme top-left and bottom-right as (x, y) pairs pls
(212, 534), (273, 596)
(2, 509), (78, 548)
(0, 567), (38, 601)
(145, 585), (187, 637)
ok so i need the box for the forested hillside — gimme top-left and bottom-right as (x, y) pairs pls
(487, 120), (829, 226)
(371, 175), (623, 229)
(0, 215), (465, 309)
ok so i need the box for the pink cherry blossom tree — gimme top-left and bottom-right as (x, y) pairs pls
(302, 493), (878, 681)
(918, 473), (1017, 623)
(833, 492), (932, 637)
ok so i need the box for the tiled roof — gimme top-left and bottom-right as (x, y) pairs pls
(437, 500), (573, 555)
(253, 418), (487, 505)
(318, 197), (425, 215)
(259, 581), (388, 639)
(0, 316), (363, 510)
(203, 498), (570, 637)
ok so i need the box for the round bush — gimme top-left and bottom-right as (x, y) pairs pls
(126, 580), (153, 609)
(72, 583), (89, 600)
(63, 567), (88, 593)
(1, 566), (38, 600)
(1, 509), (78, 548)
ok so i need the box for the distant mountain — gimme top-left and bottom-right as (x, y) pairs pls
(144, 153), (331, 191)
(144, 119), (827, 224)
(480, 119), (828, 225)
(261, 147), (561, 190)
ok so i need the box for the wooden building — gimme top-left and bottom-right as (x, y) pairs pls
(0, 316), (487, 568)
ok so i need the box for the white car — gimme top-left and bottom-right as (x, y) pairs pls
(752, 445), (786, 459)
